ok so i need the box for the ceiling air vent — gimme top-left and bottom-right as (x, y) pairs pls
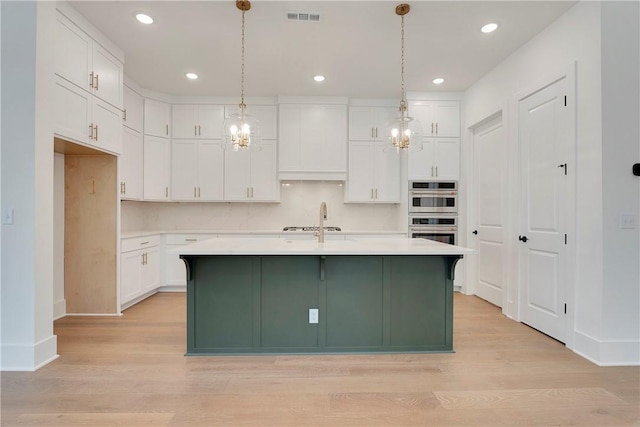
(287, 12), (320, 22)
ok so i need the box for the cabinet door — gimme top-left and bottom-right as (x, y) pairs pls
(278, 105), (301, 172)
(121, 250), (142, 304)
(373, 107), (398, 142)
(92, 98), (122, 154)
(197, 141), (224, 200)
(143, 135), (171, 200)
(250, 105), (278, 140)
(300, 105), (347, 173)
(409, 102), (435, 136)
(224, 148), (252, 200)
(433, 138), (460, 180)
(55, 13), (91, 92)
(373, 142), (401, 202)
(172, 105), (198, 139)
(120, 127), (143, 200)
(408, 140), (436, 180)
(250, 142), (279, 201)
(123, 85), (143, 133)
(54, 78), (91, 145)
(349, 107), (375, 141)
(141, 247), (161, 293)
(164, 246), (187, 286)
(198, 105), (225, 139)
(171, 139), (198, 200)
(144, 99), (170, 138)
(347, 142), (374, 202)
(92, 44), (123, 109)
(433, 103), (460, 137)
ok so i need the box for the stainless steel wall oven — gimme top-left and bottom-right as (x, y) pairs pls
(408, 181), (458, 245)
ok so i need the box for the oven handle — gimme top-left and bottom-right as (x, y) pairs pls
(409, 190), (457, 196)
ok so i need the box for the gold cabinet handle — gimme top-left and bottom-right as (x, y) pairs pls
(435, 122), (438, 135)
(89, 72), (94, 88)
(246, 187), (250, 198)
(123, 182), (126, 194)
(251, 187), (254, 198)
(375, 188), (378, 199)
(435, 166), (438, 177)
(94, 74), (99, 90)
(194, 187), (197, 198)
(194, 125), (197, 136)
(166, 124), (169, 135)
(123, 109), (127, 121)
(198, 187), (201, 198)
(198, 125), (201, 136)
(89, 124), (94, 139)
(165, 187), (169, 198)
(94, 125), (98, 141)
(120, 182), (124, 194)
(431, 166), (434, 177)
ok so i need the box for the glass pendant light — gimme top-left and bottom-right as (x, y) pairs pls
(386, 4), (422, 151)
(223, 0), (261, 151)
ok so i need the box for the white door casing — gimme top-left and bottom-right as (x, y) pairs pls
(471, 114), (507, 308)
(517, 69), (575, 344)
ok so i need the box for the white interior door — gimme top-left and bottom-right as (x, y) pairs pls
(518, 76), (571, 343)
(471, 115), (506, 307)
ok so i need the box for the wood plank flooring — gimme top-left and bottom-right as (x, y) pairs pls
(2, 293), (638, 426)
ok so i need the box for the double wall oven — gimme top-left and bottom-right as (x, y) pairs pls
(408, 181), (458, 245)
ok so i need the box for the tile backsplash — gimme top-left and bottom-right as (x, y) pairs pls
(122, 181), (404, 232)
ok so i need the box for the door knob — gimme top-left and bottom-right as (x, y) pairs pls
(472, 230), (478, 235)
(518, 235), (529, 243)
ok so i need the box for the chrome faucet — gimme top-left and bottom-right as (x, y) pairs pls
(317, 201), (327, 243)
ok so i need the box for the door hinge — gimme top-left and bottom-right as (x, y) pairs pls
(564, 234), (567, 245)
(564, 303), (567, 314)
(564, 95), (567, 107)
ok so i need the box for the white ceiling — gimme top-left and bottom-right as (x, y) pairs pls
(69, 1), (577, 98)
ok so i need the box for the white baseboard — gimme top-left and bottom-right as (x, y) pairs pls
(53, 299), (66, 320)
(158, 285), (186, 292)
(574, 330), (640, 366)
(1, 335), (58, 371)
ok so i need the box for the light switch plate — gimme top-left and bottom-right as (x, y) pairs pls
(619, 213), (636, 229)
(308, 308), (319, 324)
(2, 208), (14, 225)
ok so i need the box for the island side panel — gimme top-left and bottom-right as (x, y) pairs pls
(388, 256), (452, 351)
(260, 256), (320, 350)
(325, 256), (384, 349)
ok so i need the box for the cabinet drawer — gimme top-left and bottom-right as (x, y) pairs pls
(121, 235), (160, 253)
(164, 234), (216, 245)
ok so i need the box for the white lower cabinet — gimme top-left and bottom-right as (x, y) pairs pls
(163, 234), (216, 288)
(120, 235), (161, 309)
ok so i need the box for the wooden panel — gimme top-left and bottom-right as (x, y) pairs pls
(64, 154), (117, 314)
(325, 256), (383, 348)
(260, 256), (319, 349)
(389, 256), (448, 348)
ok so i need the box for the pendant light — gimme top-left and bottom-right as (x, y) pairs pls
(386, 3), (422, 150)
(222, 0), (261, 151)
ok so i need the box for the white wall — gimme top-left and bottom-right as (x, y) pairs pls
(463, 1), (639, 365)
(600, 1), (640, 362)
(122, 181), (404, 232)
(1, 1), (58, 370)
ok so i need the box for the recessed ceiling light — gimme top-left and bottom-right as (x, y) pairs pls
(185, 73), (199, 80)
(481, 23), (498, 33)
(136, 13), (154, 25)
(433, 78), (445, 85)
(313, 75), (325, 82)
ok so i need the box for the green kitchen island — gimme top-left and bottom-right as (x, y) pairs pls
(179, 237), (473, 355)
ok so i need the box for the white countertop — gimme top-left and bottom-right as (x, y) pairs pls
(121, 230), (407, 239)
(176, 237), (474, 256)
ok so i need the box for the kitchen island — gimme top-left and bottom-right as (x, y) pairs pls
(179, 237), (473, 355)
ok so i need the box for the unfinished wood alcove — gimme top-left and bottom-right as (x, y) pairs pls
(55, 137), (118, 314)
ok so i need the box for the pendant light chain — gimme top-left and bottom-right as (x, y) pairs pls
(239, 9), (246, 111)
(400, 14), (406, 114)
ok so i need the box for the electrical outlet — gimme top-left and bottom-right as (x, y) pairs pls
(2, 208), (14, 225)
(308, 308), (319, 324)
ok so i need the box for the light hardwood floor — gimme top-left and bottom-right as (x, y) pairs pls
(2, 293), (639, 426)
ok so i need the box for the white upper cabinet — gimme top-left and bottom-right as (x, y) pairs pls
(54, 77), (122, 155)
(171, 139), (224, 201)
(409, 101), (460, 138)
(143, 135), (171, 201)
(172, 105), (224, 139)
(123, 85), (143, 133)
(120, 126), (143, 200)
(144, 99), (171, 138)
(408, 138), (461, 181)
(279, 103), (347, 180)
(224, 142), (279, 202)
(55, 11), (123, 109)
(348, 106), (397, 141)
(347, 141), (400, 203)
